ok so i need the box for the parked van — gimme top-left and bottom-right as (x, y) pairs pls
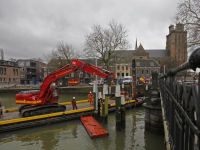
(123, 76), (133, 85)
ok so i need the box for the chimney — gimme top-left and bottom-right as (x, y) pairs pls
(0, 49), (4, 60)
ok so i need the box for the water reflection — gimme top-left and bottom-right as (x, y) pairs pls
(0, 121), (79, 150)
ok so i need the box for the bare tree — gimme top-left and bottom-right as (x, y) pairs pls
(43, 41), (80, 69)
(84, 20), (131, 70)
(159, 59), (177, 73)
(43, 42), (81, 85)
(173, 0), (200, 52)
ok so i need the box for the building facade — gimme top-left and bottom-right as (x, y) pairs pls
(115, 23), (187, 79)
(0, 60), (21, 86)
(135, 59), (160, 80)
(17, 59), (46, 84)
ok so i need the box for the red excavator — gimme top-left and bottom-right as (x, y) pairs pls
(16, 60), (115, 117)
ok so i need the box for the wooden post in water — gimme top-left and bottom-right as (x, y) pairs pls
(103, 84), (108, 124)
(98, 92), (103, 121)
(121, 95), (126, 129)
(132, 58), (136, 100)
(93, 82), (98, 119)
(115, 84), (121, 130)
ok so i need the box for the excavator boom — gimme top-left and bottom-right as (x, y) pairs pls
(16, 59), (115, 117)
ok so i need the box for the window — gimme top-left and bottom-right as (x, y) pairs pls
(19, 61), (24, 67)
(13, 78), (15, 82)
(139, 57), (143, 59)
(117, 66), (120, 70)
(79, 72), (83, 77)
(21, 74), (25, 78)
(13, 69), (15, 76)
(122, 66), (124, 70)
(136, 62), (140, 66)
(16, 69), (18, 75)
(21, 68), (24, 72)
(71, 72), (74, 78)
(0, 67), (2, 75)
(44, 68), (47, 71)
(121, 73), (124, 78)
(146, 70), (148, 74)
(4, 68), (6, 75)
(150, 62), (154, 66)
(136, 69), (139, 75)
(65, 74), (70, 78)
(142, 70), (144, 74)
(126, 73), (129, 76)
(44, 72), (47, 77)
(26, 62), (30, 66)
(9, 78), (11, 82)
(117, 73), (120, 78)
(4, 78), (6, 82)
(16, 78), (18, 82)
(40, 69), (41, 73)
(110, 67), (113, 70)
(0, 78), (2, 82)
(126, 66), (129, 70)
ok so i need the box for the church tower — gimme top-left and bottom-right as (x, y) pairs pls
(166, 23), (187, 65)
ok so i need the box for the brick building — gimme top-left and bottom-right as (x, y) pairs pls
(166, 24), (187, 65)
(0, 60), (21, 86)
(17, 59), (46, 84)
(114, 23), (187, 78)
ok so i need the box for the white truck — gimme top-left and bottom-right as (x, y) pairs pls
(123, 76), (133, 85)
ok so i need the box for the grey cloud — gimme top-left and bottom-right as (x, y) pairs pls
(0, 0), (180, 60)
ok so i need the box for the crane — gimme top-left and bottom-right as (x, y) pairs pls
(16, 60), (115, 117)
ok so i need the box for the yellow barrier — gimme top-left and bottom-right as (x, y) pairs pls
(109, 100), (135, 107)
(4, 108), (18, 112)
(59, 100), (89, 105)
(5, 99), (89, 112)
(0, 107), (94, 125)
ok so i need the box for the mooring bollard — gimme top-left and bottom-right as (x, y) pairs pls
(143, 70), (163, 134)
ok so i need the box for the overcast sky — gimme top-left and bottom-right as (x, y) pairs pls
(0, 0), (181, 60)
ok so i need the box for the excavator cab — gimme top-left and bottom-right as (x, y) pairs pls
(52, 86), (58, 100)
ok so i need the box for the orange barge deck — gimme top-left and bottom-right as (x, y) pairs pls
(81, 116), (109, 138)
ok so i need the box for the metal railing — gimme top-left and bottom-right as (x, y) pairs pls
(159, 48), (200, 150)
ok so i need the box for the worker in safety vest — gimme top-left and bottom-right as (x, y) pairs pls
(71, 97), (78, 110)
(87, 91), (94, 105)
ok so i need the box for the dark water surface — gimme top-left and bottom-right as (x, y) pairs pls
(0, 93), (165, 150)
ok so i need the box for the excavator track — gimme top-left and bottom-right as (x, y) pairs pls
(20, 104), (66, 117)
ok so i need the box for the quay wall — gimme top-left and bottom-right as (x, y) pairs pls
(0, 85), (150, 95)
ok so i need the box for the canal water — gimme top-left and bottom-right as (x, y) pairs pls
(0, 93), (165, 150)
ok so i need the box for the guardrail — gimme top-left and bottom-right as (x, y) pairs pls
(159, 48), (200, 150)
